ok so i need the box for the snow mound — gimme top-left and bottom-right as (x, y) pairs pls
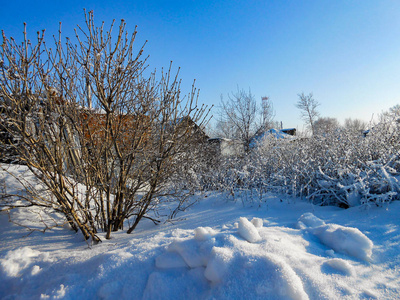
(252, 254), (309, 300)
(143, 267), (209, 300)
(251, 217), (264, 228)
(204, 246), (234, 283)
(296, 212), (325, 229)
(149, 223), (309, 299)
(0, 247), (52, 277)
(297, 213), (373, 261)
(238, 217), (261, 243)
(311, 224), (373, 261)
(194, 226), (216, 241)
(167, 237), (213, 268)
(322, 258), (355, 276)
(155, 252), (188, 269)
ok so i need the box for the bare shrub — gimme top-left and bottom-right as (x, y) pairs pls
(0, 11), (209, 242)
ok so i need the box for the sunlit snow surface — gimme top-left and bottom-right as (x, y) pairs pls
(1, 165), (400, 299)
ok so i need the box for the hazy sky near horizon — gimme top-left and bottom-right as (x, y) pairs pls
(2, 1), (400, 130)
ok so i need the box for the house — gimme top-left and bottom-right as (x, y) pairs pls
(249, 128), (296, 149)
(79, 111), (152, 154)
(79, 113), (209, 161)
(169, 116), (209, 144)
(281, 128), (296, 136)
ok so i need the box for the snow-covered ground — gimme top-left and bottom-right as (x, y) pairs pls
(1, 165), (400, 299)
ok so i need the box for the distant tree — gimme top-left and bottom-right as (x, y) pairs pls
(260, 96), (275, 131)
(314, 117), (340, 136)
(217, 87), (274, 152)
(215, 106), (239, 140)
(389, 104), (400, 116)
(343, 118), (367, 135)
(380, 104), (400, 122)
(296, 92), (320, 136)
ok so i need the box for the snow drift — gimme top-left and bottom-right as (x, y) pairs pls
(1, 165), (398, 300)
(297, 213), (373, 261)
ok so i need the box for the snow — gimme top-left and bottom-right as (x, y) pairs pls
(0, 247), (52, 277)
(1, 164), (400, 299)
(237, 217), (261, 243)
(203, 246), (234, 284)
(194, 226), (216, 241)
(41, 284), (67, 299)
(250, 128), (296, 148)
(310, 224), (373, 262)
(155, 252), (187, 269)
(296, 212), (326, 229)
(251, 217), (264, 228)
(297, 213), (373, 261)
(322, 258), (355, 276)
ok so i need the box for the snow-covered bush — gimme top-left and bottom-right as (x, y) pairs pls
(199, 113), (400, 208)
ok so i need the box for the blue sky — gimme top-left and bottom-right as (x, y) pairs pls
(2, 1), (400, 130)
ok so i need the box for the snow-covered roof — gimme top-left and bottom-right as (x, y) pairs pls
(250, 128), (295, 148)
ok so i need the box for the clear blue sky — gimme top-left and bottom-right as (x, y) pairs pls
(2, 1), (400, 130)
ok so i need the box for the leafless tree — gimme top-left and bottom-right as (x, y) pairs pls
(296, 92), (320, 136)
(379, 104), (400, 123)
(215, 106), (238, 139)
(261, 96), (275, 131)
(217, 87), (272, 152)
(314, 117), (340, 136)
(0, 11), (210, 242)
(343, 118), (367, 135)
